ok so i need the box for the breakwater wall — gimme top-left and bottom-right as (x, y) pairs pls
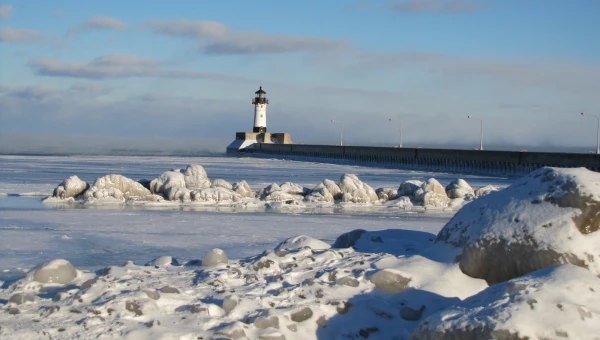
(252, 143), (600, 175)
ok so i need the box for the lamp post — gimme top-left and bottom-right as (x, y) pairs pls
(467, 115), (483, 151)
(331, 120), (344, 146)
(389, 118), (403, 147)
(581, 112), (600, 154)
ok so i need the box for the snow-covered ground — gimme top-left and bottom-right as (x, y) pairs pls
(9, 156), (598, 339)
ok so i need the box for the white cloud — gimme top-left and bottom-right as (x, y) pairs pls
(146, 19), (349, 55)
(67, 16), (127, 37)
(0, 27), (44, 43)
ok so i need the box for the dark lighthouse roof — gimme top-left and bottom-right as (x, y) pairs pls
(255, 86), (266, 94)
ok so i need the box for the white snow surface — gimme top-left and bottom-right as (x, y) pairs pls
(413, 264), (600, 340)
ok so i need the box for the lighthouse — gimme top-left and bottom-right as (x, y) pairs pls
(252, 86), (268, 133)
(226, 86), (291, 154)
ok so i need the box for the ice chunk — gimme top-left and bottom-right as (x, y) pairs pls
(338, 174), (378, 203)
(202, 248), (228, 267)
(336, 276), (359, 287)
(254, 316), (280, 329)
(376, 188), (399, 201)
(144, 290), (160, 300)
(52, 175), (89, 199)
(149, 170), (186, 196)
(165, 186), (191, 201)
(30, 259), (77, 285)
(275, 235), (331, 251)
(84, 174), (151, 200)
(191, 187), (241, 202)
(400, 305), (425, 321)
(279, 182), (309, 195)
(159, 286), (180, 294)
(474, 184), (499, 197)
(369, 269), (411, 293)
(304, 182), (334, 203)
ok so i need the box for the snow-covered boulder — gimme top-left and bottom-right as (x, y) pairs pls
(183, 164), (211, 190)
(435, 167), (600, 285)
(29, 259), (77, 285)
(304, 182), (334, 203)
(211, 179), (233, 191)
(412, 265), (600, 340)
(445, 179), (474, 199)
(376, 188), (399, 201)
(322, 179), (342, 200)
(84, 174), (151, 200)
(398, 180), (423, 197)
(259, 182), (306, 202)
(52, 175), (89, 199)
(258, 183), (281, 199)
(338, 174), (378, 203)
(202, 248), (228, 267)
(275, 235), (330, 252)
(191, 187), (240, 202)
(415, 178), (449, 208)
(149, 170), (186, 196)
(389, 196), (414, 209)
(232, 180), (254, 198)
(474, 184), (499, 197)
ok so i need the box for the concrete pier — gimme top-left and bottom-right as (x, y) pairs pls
(248, 143), (600, 175)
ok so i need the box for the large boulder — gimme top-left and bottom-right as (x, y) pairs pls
(435, 167), (600, 285)
(322, 179), (342, 200)
(84, 174), (151, 200)
(338, 174), (378, 203)
(29, 259), (77, 285)
(412, 265), (600, 340)
(304, 182), (334, 203)
(445, 179), (474, 199)
(376, 188), (399, 201)
(52, 175), (89, 199)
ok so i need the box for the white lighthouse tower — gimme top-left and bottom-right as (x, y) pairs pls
(226, 86), (291, 154)
(252, 86), (268, 133)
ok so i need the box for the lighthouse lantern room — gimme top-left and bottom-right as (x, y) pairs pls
(252, 86), (268, 133)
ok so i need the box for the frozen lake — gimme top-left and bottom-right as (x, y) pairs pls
(0, 155), (516, 281)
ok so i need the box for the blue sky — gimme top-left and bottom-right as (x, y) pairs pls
(1, 0), (599, 153)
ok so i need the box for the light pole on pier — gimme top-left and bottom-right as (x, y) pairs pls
(581, 112), (600, 154)
(389, 118), (403, 148)
(331, 120), (344, 146)
(467, 115), (483, 151)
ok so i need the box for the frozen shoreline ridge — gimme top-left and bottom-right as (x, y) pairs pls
(1, 166), (599, 339)
(41, 163), (501, 212)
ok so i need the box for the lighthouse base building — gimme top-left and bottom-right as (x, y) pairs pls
(227, 87), (292, 154)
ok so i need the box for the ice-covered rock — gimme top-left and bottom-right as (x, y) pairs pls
(398, 180), (423, 197)
(222, 295), (240, 313)
(84, 174), (151, 200)
(376, 188), (399, 201)
(275, 235), (331, 251)
(259, 183), (281, 199)
(211, 178), (233, 191)
(9, 293), (35, 305)
(279, 182), (309, 196)
(149, 170), (186, 196)
(338, 174), (378, 203)
(445, 179), (474, 199)
(183, 164), (211, 190)
(435, 167), (600, 285)
(202, 248), (228, 267)
(322, 179), (342, 200)
(264, 190), (303, 202)
(232, 180), (254, 198)
(369, 269), (411, 293)
(52, 175), (89, 199)
(304, 182), (334, 203)
(389, 196), (414, 209)
(165, 186), (191, 201)
(29, 259), (77, 285)
(412, 265), (600, 340)
(333, 229), (366, 248)
(474, 184), (499, 197)
(191, 187), (241, 202)
(414, 178), (450, 207)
